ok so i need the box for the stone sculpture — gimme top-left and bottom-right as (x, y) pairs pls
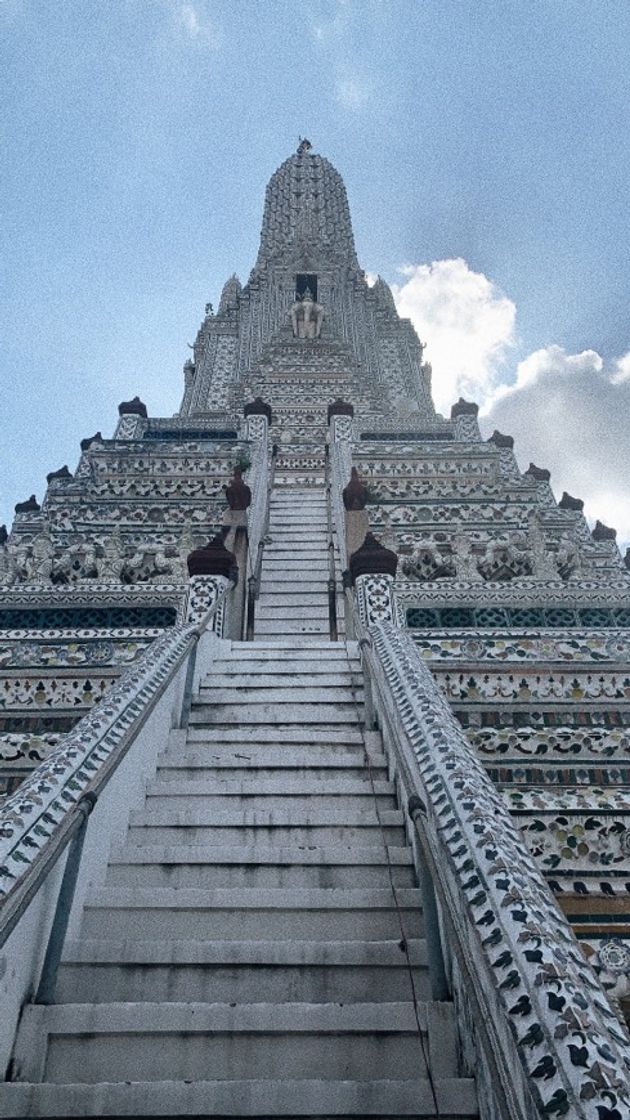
(290, 289), (323, 339)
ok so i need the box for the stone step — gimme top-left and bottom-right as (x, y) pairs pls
(261, 557), (329, 568)
(148, 774), (388, 795)
(266, 535), (328, 544)
(0, 1076), (476, 1117)
(265, 544), (330, 553)
(209, 657), (359, 672)
(105, 849), (415, 889)
(81, 887), (424, 941)
(229, 640), (357, 653)
(154, 766), (384, 785)
(256, 606), (331, 620)
(58, 938), (429, 1004)
(185, 726), (365, 743)
(197, 686), (362, 705)
(253, 622), (333, 637)
(145, 791), (396, 815)
(15, 1001), (432, 1084)
(198, 672), (360, 689)
(257, 594), (330, 608)
(259, 580), (328, 593)
(131, 803), (399, 824)
(267, 523), (328, 531)
(127, 823), (405, 848)
(191, 702), (363, 724)
(157, 746), (385, 768)
(254, 593), (331, 607)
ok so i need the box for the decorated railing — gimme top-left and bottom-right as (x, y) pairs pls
(328, 406), (353, 568)
(243, 404), (275, 639)
(244, 407), (272, 569)
(0, 574), (233, 1076)
(355, 603), (630, 1119)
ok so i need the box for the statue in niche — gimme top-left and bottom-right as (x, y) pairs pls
(290, 288), (324, 340)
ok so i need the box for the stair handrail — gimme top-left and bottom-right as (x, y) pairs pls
(328, 428), (351, 569)
(245, 424), (272, 573)
(358, 617), (630, 1120)
(324, 447), (339, 642)
(0, 580), (232, 942)
(246, 443), (277, 640)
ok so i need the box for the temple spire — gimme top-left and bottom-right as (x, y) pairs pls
(255, 147), (359, 269)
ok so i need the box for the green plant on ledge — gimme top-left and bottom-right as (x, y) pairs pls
(233, 453), (251, 474)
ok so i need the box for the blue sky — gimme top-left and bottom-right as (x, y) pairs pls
(2, 0), (630, 549)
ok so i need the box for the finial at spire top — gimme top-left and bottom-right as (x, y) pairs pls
(297, 137), (313, 155)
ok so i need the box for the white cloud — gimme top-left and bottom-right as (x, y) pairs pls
(335, 76), (369, 108)
(175, 3), (220, 48)
(391, 259), (516, 415)
(482, 344), (630, 551)
(391, 257), (629, 551)
(611, 351), (630, 385)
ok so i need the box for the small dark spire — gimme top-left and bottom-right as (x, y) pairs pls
(0, 525), (8, 545)
(118, 396), (148, 418)
(15, 495), (40, 514)
(348, 532), (398, 584)
(343, 468), (368, 511)
(224, 468), (252, 511)
(591, 520), (616, 542)
(487, 430), (514, 449)
(327, 399), (354, 423)
(244, 397), (272, 424)
(451, 398), (479, 419)
(187, 529), (238, 582)
(525, 463), (551, 483)
(46, 465), (72, 485)
(80, 432), (102, 452)
(297, 137), (313, 155)
(558, 492), (584, 512)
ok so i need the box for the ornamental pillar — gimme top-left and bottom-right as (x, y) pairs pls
(348, 532), (400, 627)
(186, 532), (238, 636)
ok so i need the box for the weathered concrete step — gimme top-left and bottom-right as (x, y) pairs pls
(105, 855), (414, 889)
(195, 671), (361, 689)
(0, 1075), (473, 1111)
(15, 1002), (431, 1084)
(56, 940), (429, 1003)
(261, 562), (329, 572)
(63, 937), (428, 967)
(0, 1077), (476, 1116)
(254, 624), (334, 638)
(207, 661), (359, 677)
(229, 640), (358, 654)
(145, 793), (396, 815)
(266, 540), (328, 547)
(157, 748), (386, 769)
(153, 765), (383, 785)
(81, 888), (424, 940)
(194, 703), (363, 724)
(256, 606), (331, 620)
(148, 775), (389, 795)
(267, 525), (328, 534)
(127, 824), (405, 848)
(255, 612), (333, 626)
(185, 725), (364, 743)
(253, 593), (331, 608)
(262, 546), (329, 555)
(197, 686), (362, 705)
(259, 581), (328, 594)
(133, 805), (398, 827)
(109, 843), (413, 867)
(257, 596), (332, 609)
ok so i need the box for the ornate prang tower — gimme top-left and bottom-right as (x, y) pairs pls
(1, 144), (630, 1118)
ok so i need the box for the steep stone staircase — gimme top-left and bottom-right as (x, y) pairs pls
(2, 484), (477, 1117)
